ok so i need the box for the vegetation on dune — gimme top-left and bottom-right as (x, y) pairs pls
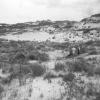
(92, 14), (100, 17)
(88, 49), (98, 55)
(0, 85), (4, 94)
(7, 63), (45, 84)
(44, 71), (57, 80)
(55, 62), (66, 72)
(28, 53), (38, 61)
(11, 52), (26, 64)
(67, 58), (89, 72)
(94, 67), (100, 75)
(65, 58), (95, 76)
(63, 72), (75, 82)
(0, 40), (50, 86)
(37, 53), (49, 62)
(27, 52), (49, 62)
(0, 85), (4, 99)
(1, 31), (100, 100)
(29, 63), (45, 77)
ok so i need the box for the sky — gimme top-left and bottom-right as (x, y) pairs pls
(0, 0), (100, 24)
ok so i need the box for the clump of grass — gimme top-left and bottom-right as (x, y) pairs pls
(63, 73), (75, 82)
(94, 67), (100, 75)
(44, 71), (57, 80)
(1, 78), (12, 85)
(10, 52), (26, 64)
(21, 66), (31, 75)
(89, 50), (98, 55)
(55, 63), (65, 72)
(28, 54), (38, 60)
(28, 52), (49, 62)
(29, 63), (45, 77)
(38, 53), (49, 62)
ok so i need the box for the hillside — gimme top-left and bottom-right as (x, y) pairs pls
(0, 14), (100, 43)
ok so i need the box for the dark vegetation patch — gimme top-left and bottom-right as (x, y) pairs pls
(94, 67), (100, 75)
(44, 72), (57, 80)
(55, 63), (66, 72)
(92, 14), (100, 17)
(67, 58), (90, 72)
(66, 58), (94, 76)
(46, 42), (69, 50)
(66, 57), (100, 76)
(10, 52), (26, 64)
(26, 51), (49, 62)
(0, 40), (50, 85)
(0, 41), (49, 63)
(29, 63), (45, 77)
(63, 72), (75, 82)
(82, 40), (100, 55)
(36, 53), (49, 62)
(0, 85), (4, 95)
(76, 28), (97, 33)
(85, 40), (100, 47)
(88, 49), (98, 55)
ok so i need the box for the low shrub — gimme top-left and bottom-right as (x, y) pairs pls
(63, 73), (75, 82)
(29, 63), (45, 77)
(44, 72), (57, 80)
(89, 50), (98, 55)
(69, 58), (91, 73)
(83, 29), (90, 33)
(79, 46), (87, 54)
(95, 94), (100, 100)
(28, 52), (49, 62)
(0, 62), (3, 69)
(10, 52), (26, 64)
(38, 53), (49, 62)
(1, 78), (12, 85)
(94, 67), (100, 75)
(28, 54), (38, 60)
(21, 65), (31, 75)
(55, 63), (65, 72)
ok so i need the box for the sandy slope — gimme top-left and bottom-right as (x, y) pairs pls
(0, 31), (86, 42)
(2, 77), (66, 100)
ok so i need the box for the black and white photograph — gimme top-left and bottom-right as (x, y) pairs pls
(0, 0), (100, 100)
